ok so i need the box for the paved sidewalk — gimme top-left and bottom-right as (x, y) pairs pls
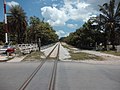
(0, 53), (26, 62)
(7, 55), (27, 62)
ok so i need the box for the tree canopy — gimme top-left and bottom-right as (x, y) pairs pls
(26, 16), (58, 45)
(0, 5), (58, 45)
(62, 0), (120, 50)
(8, 5), (27, 44)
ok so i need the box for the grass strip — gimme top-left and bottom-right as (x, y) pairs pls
(70, 51), (103, 60)
(23, 51), (44, 61)
(62, 43), (103, 60)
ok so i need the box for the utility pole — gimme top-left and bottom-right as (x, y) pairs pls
(3, 0), (8, 43)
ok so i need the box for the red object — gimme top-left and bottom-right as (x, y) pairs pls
(6, 48), (15, 53)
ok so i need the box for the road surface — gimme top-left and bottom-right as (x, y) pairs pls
(0, 61), (120, 90)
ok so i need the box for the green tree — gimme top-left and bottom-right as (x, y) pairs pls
(8, 5), (27, 43)
(28, 16), (41, 43)
(63, 20), (104, 50)
(99, 0), (120, 50)
(27, 16), (58, 45)
(90, 16), (107, 50)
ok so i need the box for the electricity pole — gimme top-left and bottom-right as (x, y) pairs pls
(3, 0), (8, 43)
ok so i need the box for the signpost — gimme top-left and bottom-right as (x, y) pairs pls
(36, 37), (41, 51)
(38, 38), (41, 51)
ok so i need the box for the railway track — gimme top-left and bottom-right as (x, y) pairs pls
(18, 42), (60, 90)
(49, 43), (60, 90)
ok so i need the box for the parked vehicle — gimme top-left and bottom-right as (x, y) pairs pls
(0, 43), (15, 54)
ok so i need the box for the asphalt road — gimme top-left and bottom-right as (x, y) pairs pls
(56, 62), (120, 90)
(0, 61), (120, 90)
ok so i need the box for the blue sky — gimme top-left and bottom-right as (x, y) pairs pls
(0, 0), (117, 37)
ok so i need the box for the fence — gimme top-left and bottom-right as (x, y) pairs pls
(18, 44), (39, 54)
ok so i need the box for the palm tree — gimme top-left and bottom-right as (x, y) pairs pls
(99, 0), (120, 50)
(8, 5), (27, 43)
(99, 0), (120, 49)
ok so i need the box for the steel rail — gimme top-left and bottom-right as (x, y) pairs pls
(49, 43), (60, 90)
(18, 43), (59, 90)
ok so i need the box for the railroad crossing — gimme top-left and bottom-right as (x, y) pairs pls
(0, 42), (120, 90)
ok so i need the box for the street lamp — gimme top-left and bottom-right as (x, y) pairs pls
(3, 0), (8, 43)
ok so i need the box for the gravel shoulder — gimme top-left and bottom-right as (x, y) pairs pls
(62, 43), (120, 65)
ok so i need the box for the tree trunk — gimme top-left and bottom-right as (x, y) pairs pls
(104, 30), (108, 50)
(110, 27), (116, 50)
(103, 40), (107, 50)
(17, 31), (20, 44)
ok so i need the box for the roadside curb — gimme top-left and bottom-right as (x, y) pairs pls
(0, 55), (9, 62)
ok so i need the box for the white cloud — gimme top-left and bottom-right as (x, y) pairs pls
(6, 1), (19, 7)
(67, 24), (78, 28)
(66, 2), (98, 22)
(41, 0), (99, 26)
(64, 33), (69, 37)
(56, 30), (68, 37)
(56, 30), (65, 35)
(77, 2), (90, 8)
(41, 6), (68, 26)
